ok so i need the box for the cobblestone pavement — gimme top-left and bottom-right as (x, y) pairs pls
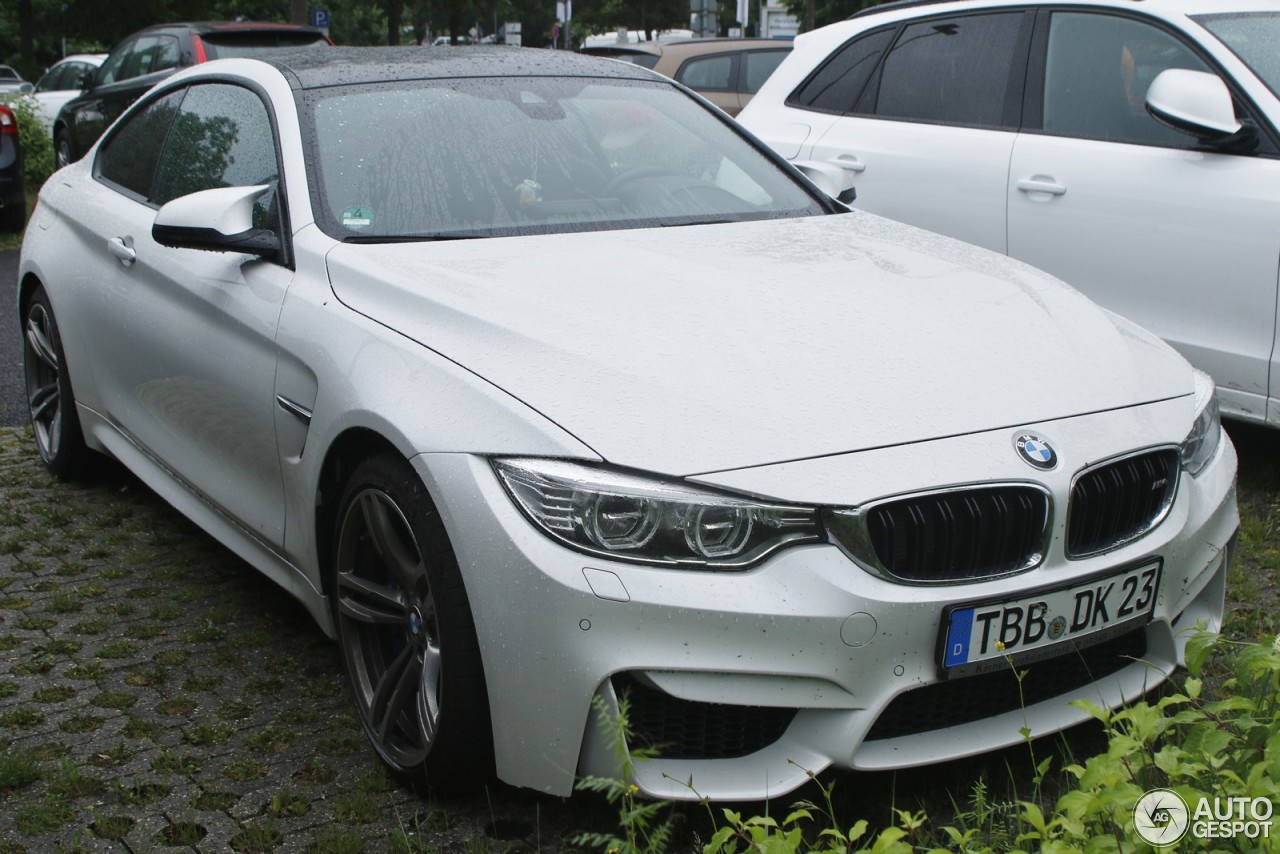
(0, 428), (603, 853)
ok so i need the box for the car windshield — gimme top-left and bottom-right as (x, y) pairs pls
(0, 66), (19, 80)
(303, 75), (826, 242)
(1195, 12), (1280, 99)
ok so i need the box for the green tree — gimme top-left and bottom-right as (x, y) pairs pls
(573, 0), (688, 43)
(780, 0), (875, 32)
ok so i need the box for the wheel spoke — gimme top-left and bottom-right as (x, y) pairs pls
(26, 317), (58, 372)
(336, 572), (406, 625)
(418, 640), (442, 744)
(29, 382), (59, 422)
(358, 493), (426, 591)
(369, 644), (420, 744)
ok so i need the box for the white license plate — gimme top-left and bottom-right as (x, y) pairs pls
(939, 561), (1161, 678)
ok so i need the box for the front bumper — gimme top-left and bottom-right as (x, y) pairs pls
(415, 400), (1237, 801)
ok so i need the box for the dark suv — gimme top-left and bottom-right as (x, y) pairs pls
(54, 21), (331, 167)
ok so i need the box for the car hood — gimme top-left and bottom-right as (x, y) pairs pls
(325, 213), (1190, 476)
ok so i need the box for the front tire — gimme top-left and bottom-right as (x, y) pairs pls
(332, 454), (493, 793)
(22, 286), (89, 477)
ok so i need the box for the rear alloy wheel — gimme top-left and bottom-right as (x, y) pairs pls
(23, 286), (88, 477)
(332, 454), (493, 793)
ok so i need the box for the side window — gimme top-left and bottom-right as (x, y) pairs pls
(787, 29), (893, 114)
(872, 13), (1026, 127)
(1041, 13), (1213, 146)
(95, 41), (134, 87)
(743, 50), (789, 94)
(119, 36), (179, 81)
(96, 89), (185, 198)
(151, 84), (280, 227)
(152, 36), (181, 74)
(35, 65), (64, 92)
(677, 55), (736, 91)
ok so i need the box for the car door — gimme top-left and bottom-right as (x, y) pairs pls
(82, 82), (291, 545)
(801, 11), (1033, 253)
(1007, 10), (1280, 422)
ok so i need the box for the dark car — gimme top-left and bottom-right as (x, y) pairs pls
(54, 21), (331, 167)
(0, 104), (24, 233)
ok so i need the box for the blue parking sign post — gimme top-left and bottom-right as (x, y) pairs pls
(310, 8), (330, 30)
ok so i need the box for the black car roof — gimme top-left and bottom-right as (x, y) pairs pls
(265, 46), (661, 89)
(134, 20), (327, 35)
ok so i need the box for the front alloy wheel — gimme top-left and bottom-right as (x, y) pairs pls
(23, 286), (87, 477)
(332, 455), (491, 792)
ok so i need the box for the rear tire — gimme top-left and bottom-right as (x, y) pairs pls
(331, 454), (494, 794)
(22, 286), (89, 478)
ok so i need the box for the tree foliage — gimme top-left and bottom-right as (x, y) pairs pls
(779, 0), (878, 33)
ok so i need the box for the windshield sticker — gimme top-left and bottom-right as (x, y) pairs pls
(341, 207), (374, 230)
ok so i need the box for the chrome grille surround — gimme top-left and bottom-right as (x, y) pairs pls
(1066, 446), (1180, 559)
(825, 483), (1052, 584)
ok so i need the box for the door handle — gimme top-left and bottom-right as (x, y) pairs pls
(1016, 177), (1067, 196)
(107, 236), (135, 266)
(829, 154), (866, 173)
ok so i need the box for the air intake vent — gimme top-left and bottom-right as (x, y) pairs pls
(612, 673), (796, 760)
(1067, 449), (1179, 558)
(828, 486), (1050, 583)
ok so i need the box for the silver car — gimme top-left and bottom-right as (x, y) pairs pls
(18, 47), (1236, 801)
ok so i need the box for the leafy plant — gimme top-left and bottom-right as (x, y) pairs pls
(0, 96), (53, 192)
(570, 695), (680, 854)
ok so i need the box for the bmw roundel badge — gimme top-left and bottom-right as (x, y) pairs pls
(1015, 433), (1058, 470)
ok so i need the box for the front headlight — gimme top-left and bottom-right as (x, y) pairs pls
(493, 458), (823, 569)
(1181, 370), (1221, 477)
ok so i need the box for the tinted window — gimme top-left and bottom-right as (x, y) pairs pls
(96, 89), (184, 197)
(788, 29), (893, 113)
(119, 35), (180, 81)
(677, 55), (735, 90)
(201, 32), (329, 58)
(151, 83), (279, 223)
(1042, 13), (1211, 146)
(873, 13), (1024, 127)
(95, 40), (135, 87)
(35, 64), (66, 91)
(743, 50), (789, 94)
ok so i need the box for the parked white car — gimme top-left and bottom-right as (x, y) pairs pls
(28, 54), (106, 133)
(741, 0), (1280, 428)
(19, 47), (1236, 801)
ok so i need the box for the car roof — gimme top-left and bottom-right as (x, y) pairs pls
(127, 20), (328, 38)
(584, 37), (790, 58)
(264, 46), (662, 89)
(50, 53), (107, 65)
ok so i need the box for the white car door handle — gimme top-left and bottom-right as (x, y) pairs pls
(1016, 178), (1067, 196)
(829, 154), (866, 173)
(107, 236), (136, 266)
